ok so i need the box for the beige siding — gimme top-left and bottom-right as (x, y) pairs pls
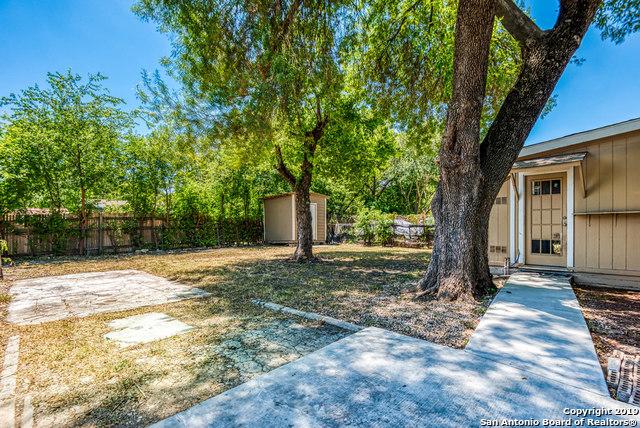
(293, 193), (327, 242)
(264, 195), (294, 242)
(311, 193), (327, 242)
(265, 192), (327, 243)
(557, 131), (640, 275)
(488, 180), (510, 265)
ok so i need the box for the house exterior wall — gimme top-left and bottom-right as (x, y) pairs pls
(488, 129), (640, 276)
(488, 180), (510, 265)
(558, 131), (640, 275)
(263, 195), (294, 242)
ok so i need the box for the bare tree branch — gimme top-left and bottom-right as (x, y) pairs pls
(495, 0), (544, 44)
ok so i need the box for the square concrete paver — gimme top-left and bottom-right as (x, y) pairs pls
(7, 270), (210, 325)
(104, 312), (194, 347)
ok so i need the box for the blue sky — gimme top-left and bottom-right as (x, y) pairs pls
(1, 0), (638, 144)
(0, 0), (171, 118)
(525, 1), (640, 143)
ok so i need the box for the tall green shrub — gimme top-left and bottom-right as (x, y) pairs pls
(354, 208), (378, 246)
(374, 216), (395, 246)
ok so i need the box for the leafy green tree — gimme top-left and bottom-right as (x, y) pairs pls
(313, 99), (398, 219)
(0, 113), (66, 212)
(346, 0), (521, 136)
(134, 0), (353, 261)
(0, 71), (132, 253)
(372, 137), (439, 216)
(122, 129), (180, 220)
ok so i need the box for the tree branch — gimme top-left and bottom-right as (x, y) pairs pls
(480, 0), (601, 192)
(388, 0), (422, 45)
(495, 0), (544, 44)
(375, 0), (427, 67)
(274, 145), (297, 187)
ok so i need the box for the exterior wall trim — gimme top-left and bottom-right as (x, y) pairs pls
(517, 173), (526, 264)
(262, 200), (266, 242)
(566, 166), (575, 268)
(509, 177), (517, 264)
(520, 118), (640, 158)
(291, 194), (296, 241)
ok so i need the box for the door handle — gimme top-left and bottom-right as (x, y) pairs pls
(562, 216), (567, 226)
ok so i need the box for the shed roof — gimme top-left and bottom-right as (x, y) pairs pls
(520, 117), (640, 158)
(512, 152), (587, 170)
(262, 192), (328, 201)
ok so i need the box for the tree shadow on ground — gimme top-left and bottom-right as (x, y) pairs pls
(13, 246), (498, 427)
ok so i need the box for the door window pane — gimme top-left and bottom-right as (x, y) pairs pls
(551, 180), (561, 194)
(541, 181), (551, 195)
(532, 182), (541, 195)
(552, 240), (562, 255)
(541, 239), (551, 254)
(531, 239), (540, 254)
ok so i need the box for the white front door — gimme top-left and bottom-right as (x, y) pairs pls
(310, 203), (318, 240)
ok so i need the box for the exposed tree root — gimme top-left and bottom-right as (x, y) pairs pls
(290, 254), (320, 263)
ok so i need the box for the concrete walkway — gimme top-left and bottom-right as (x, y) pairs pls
(466, 272), (609, 395)
(152, 273), (635, 427)
(152, 327), (638, 427)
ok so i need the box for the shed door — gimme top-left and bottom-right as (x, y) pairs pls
(526, 174), (567, 266)
(310, 203), (318, 240)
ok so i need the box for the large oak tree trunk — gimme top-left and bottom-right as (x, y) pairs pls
(420, 0), (601, 300)
(419, 0), (495, 300)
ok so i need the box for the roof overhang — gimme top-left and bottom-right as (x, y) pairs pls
(512, 152), (587, 172)
(262, 192), (328, 201)
(520, 117), (640, 158)
(512, 152), (587, 197)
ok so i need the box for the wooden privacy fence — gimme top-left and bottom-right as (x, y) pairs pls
(0, 213), (264, 257)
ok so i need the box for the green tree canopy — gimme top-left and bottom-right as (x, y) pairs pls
(0, 71), (132, 214)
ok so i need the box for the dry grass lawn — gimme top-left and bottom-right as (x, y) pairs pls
(0, 244), (496, 427)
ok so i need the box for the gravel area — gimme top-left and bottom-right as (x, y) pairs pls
(574, 285), (640, 384)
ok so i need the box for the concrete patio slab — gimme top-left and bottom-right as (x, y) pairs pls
(7, 270), (210, 325)
(466, 272), (609, 396)
(104, 312), (194, 347)
(151, 327), (639, 428)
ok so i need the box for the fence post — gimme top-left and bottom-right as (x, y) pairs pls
(98, 212), (103, 255)
(152, 217), (158, 250)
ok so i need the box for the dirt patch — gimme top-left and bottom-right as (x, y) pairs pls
(574, 285), (640, 378)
